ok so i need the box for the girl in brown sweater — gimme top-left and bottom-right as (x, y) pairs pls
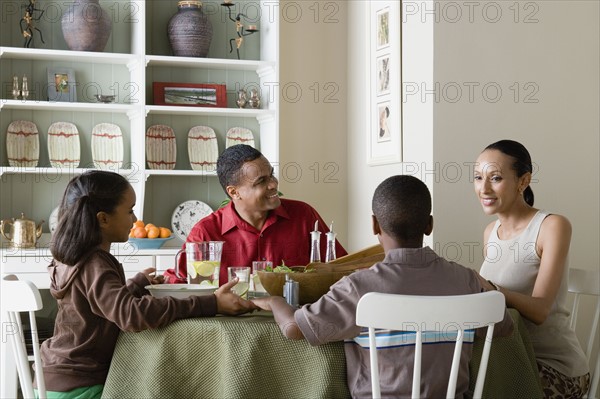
(39, 171), (256, 398)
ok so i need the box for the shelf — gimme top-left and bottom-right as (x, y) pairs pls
(0, 99), (137, 114)
(0, 46), (137, 66)
(146, 105), (275, 119)
(145, 169), (217, 177)
(0, 167), (136, 177)
(146, 55), (275, 74)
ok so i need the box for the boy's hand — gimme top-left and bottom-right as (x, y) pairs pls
(215, 278), (259, 315)
(252, 297), (273, 311)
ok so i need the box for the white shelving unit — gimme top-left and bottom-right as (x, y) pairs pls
(0, 0), (279, 248)
(0, 2), (278, 396)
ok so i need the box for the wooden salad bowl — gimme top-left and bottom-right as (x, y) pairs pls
(258, 244), (385, 304)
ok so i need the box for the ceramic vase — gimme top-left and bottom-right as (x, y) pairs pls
(61, 0), (112, 52)
(168, 0), (213, 57)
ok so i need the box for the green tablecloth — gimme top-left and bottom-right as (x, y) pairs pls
(102, 312), (349, 399)
(102, 309), (542, 398)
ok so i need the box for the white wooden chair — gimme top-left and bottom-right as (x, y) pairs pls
(356, 291), (505, 399)
(2, 274), (47, 399)
(568, 268), (600, 399)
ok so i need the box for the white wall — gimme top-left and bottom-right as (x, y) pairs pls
(347, 0), (434, 251)
(279, 0), (349, 247)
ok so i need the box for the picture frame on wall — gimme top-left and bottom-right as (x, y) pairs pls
(368, 1), (402, 166)
(47, 68), (77, 102)
(153, 82), (227, 108)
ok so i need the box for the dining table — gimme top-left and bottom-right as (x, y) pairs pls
(102, 309), (543, 398)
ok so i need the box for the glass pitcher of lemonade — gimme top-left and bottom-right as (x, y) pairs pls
(175, 241), (224, 286)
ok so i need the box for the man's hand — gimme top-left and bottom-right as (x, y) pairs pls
(215, 278), (259, 315)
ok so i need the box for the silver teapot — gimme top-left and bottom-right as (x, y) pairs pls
(1, 213), (45, 248)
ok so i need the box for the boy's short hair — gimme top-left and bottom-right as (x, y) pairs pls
(372, 175), (432, 241)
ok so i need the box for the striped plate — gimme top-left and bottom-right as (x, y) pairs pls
(225, 127), (254, 148)
(48, 122), (80, 168)
(188, 126), (218, 172)
(91, 123), (124, 170)
(146, 125), (176, 170)
(6, 120), (39, 167)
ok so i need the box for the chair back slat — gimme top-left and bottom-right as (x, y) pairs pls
(356, 291), (505, 399)
(2, 274), (47, 399)
(567, 268), (600, 399)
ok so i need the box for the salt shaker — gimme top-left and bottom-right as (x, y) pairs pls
(248, 88), (261, 109)
(309, 220), (321, 263)
(12, 75), (20, 100)
(283, 274), (299, 308)
(236, 89), (248, 108)
(21, 75), (29, 100)
(325, 221), (337, 262)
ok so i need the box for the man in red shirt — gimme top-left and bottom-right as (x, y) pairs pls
(164, 145), (347, 284)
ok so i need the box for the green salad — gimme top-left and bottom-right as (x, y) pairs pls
(264, 260), (316, 273)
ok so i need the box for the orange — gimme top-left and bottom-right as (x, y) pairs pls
(133, 220), (145, 228)
(146, 226), (160, 239)
(144, 223), (156, 232)
(159, 227), (171, 238)
(132, 226), (147, 238)
(129, 228), (135, 238)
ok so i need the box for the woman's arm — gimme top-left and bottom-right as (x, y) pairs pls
(483, 215), (572, 325)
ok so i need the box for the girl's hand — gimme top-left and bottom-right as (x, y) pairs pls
(142, 267), (165, 285)
(215, 278), (259, 315)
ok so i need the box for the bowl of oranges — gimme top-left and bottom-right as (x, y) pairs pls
(128, 221), (174, 249)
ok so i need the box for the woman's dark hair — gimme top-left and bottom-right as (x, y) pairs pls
(216, 144), (263, 197)
(372, 175), (432, 241)
(51, 171), (131, 265)
(485, 139), (534, 206)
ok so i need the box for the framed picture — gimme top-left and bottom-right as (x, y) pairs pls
(376, 7), (390, 49)
(368, 1), (402, 166)
(47, 68), (77, 102)
(376, 54), (390, 95)
(153, 82), (227, 108)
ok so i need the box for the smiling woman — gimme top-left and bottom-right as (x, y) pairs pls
(474, 140), (591, 399)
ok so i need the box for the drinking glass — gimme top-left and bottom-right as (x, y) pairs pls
(228, 266), (251, 299)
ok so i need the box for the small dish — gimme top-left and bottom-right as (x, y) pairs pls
(171, 200), (213, 241)
(128, 236), (174, 250)
(95, 94), (116, 103)
(145, 284), (216, 299)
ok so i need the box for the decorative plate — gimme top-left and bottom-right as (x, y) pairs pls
(91, 123), (124, 170)
(49, 207), (59, 235)
(48, 122), (80, 168)
(188, 126), (218, 172)
(171, 200), (213, 241)
(225, 127), (255, 148)
(146, 125), (176, 170)
(7, 120), (39, 167)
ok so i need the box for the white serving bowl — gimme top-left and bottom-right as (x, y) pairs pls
(145, 284), (216, 299)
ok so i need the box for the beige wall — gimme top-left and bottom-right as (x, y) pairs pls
(279, 0), (349, 247)
(279, 0), (598, 272)
(432, 0), (600, 272)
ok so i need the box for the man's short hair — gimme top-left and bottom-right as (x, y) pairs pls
(217, 144), (263, 196)
(372, 175), (432, 241)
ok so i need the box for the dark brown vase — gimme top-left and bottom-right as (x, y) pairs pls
(61, 0), (112, 52)
(168, 0), (213, 57)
